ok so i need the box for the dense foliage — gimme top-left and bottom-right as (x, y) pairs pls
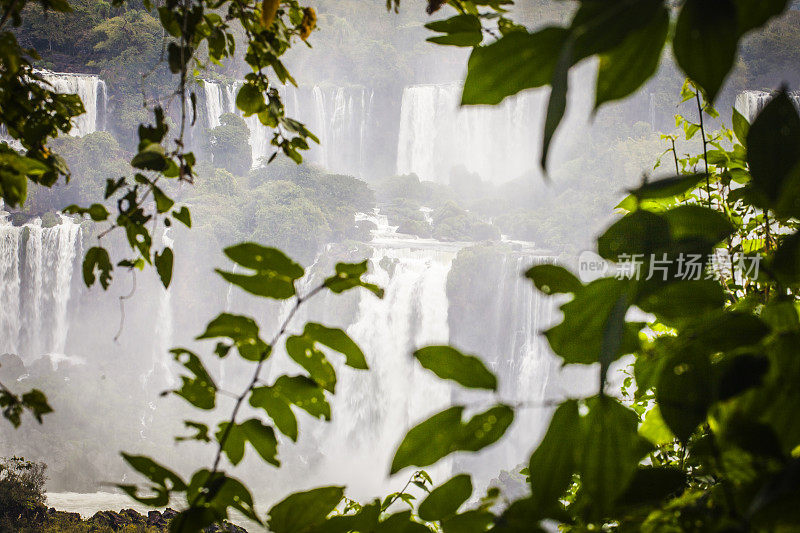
(3, 0), (800, 532)
(0, 457), (46, 519)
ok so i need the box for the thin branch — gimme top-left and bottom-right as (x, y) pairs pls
(695, 92), (711, 209)
(381, 472), (418, 510)
(113, 270), (137, 342)
(195, 281), (327, 506)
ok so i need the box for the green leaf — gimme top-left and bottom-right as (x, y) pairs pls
(461, 28), (570, 106)
(303, 323), (368, 370)
(0, 159), (30, 207)
(271, 375), (330, 422)
(627, 173), (705, 200)
(62, 202), (112, 221)
(313, 501), (381, 533)
(637, 280), (725, 322)
(377, 511), (431, 533)
(216, 422), (246, 466)
(528, 400), (580, 518)
(390, 404), (513, 474)
(236, 83), (265, 115)
(224, 242), (304, 277)
(324, 261), (384, 298)
(639, 406), (675, 446)
(595, 7), (668, 109)
(238, 418), (279, 466)
(580, 396), (647, 517)
(152, 186), (174, 213)
(197, 313), (270, 361)
(673, 0), (739, 103)
(131, 143), (168, 171)
(570, 0), (663, 61)
(734, 0), (789, 34)
(172, 348), (217, 410)
(615, 467), (686, 509)
(441, 510), (495, 533)
(600, 294), (627, 391)
(268, 486), (344, 533)
(250, 375), (330, 442)
(597, 210), (670, 262)
(214, 421), (278, 468)
(681, 311), (770, 354)
(154, 247), (173, 289)
(714, 353), (769, 401)
(413, 346), (497, 390)
(172, 206), (191, 227)
(664, 204), (734, 244)
(82, 246), (113, 289)
(457, 404), (515, 452)
(525, 264), (582, 295)
(541, 36), (573, 170)
(217, 243), (304, 300)
(418, 474), (472, 521)
(732, 107), (750, 147)
(772, 231), (800, 284)
(176, 421), (211, 443)
(425, 14), (482, 47)
(544, 278), (639, 365)
(20, 389), (52, 423)
(185, 470), (261, 523)
(492, 498), (546, 533)
(121, 453), (187, 492)
(656, 349), (712, 442)
(747, 90), (800, 214)
(285, 336), (337, 392)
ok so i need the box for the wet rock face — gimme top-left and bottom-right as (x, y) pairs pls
(17, 505), (248, 532)
(86, 508), (249, 532)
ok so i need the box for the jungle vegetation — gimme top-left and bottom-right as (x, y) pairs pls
(2, 0), (800, 532)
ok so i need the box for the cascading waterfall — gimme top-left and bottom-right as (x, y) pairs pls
(311, 243), (456, 495)
(735, 90), (800, 122)
(396, 83), (546, 184)
(0, 71), (106, 145)
(273, 212), (558, 496)
(0, 214), (81, 361)
(201, 80), (374, 175)
(143, 229), (175, 389)
(38, 71), (108, 136)
(284, 85), (375, 178)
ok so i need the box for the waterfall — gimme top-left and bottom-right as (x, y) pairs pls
(735, 90), (800, 122)
(203, 81), (226, 130)
(37, 71), (107, 136)
(0, 214), (81, 361)
(396, 83), (546, 184)
(200, 80), (375, 175)
(143, 229), (175, 389)
(284, 85), (375, 178)
(311, 243), (456, 495)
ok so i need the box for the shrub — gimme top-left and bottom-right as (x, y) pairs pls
(0, 457), (46, 518)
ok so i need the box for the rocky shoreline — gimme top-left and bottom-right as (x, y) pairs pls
(9, 506), (248, 532)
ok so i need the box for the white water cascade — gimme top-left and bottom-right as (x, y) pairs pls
(0, 71), (106, 146)
(313, 244), (456, 493)
(264, 213), (559, 497)
(201, 80), (374, 175)
(38, 71), (108, 136)
(396, 83), (546, 184)
(0, 214), (81, 361)
(735, 89), (800, 122)
(143, 229), (175, 389)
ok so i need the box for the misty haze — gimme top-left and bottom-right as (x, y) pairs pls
(1, 0), (800, 531)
